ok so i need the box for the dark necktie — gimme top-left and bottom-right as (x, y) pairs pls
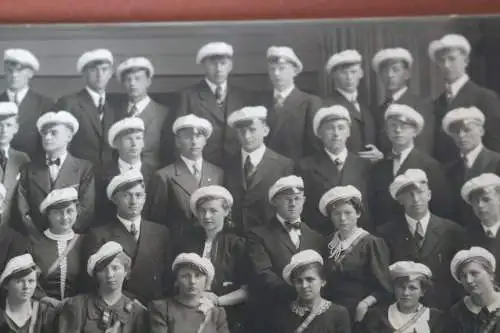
(47, 158), (61, 167)
(389, 151), (401, 160)
(98, 96), (105, 113)
(486, 229), (496, 239)
(243, 155), (254, 185)
(333, 158), (343, 171)
(274, 94), (285, 109)
(478, 306), (490, 323)
(128, 103), (138, 117)
(215, 85), (224, 109)
(445, 84), (454, 104)
(130, 222), (138, 239)
(381, 96), (393, 110)
(13, 92), (19, 106)
(0, 150), (7, 171)
(285, 221), (301, 231)
(414, 221), (424, 248)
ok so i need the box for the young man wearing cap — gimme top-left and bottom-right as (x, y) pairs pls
(16, 111), (95, 237)
(323, 50), (381, 163)
(0, 49), (53, 159)
(223, 106), (294, 232)
(116, 57), (174, 170)
(370, 104), (451, 226)
(176, 42), (252, 167)
(377, 169), (465, 310)
(461, 173), (500, 282)
(145, 114), (223, 236)
(429, 34), (500, 163)
(0, 102), (30, 227)
(372, 47), (435, 155)
(442, 107), (500, 228)
(297, 105), (372, 234)
(55, 49), (123, 169)
(246, 175), (325, 333)
(82, 170), (173, 304)
(263, 46), (322, 163)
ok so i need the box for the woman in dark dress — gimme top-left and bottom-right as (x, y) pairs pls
(362, 261), (443, 333)
(175, 185), (249, 332)
(30, 187), (84, 304)
(148, 252), (229, 333)
(318, 185), (392, 325)
(0, 253), (56, 333)
(445, 246), (500, 333)
(57, 241), (146, 333)
(273, 249), (351, 333)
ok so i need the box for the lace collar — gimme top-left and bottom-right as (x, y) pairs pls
(43, 229), (75, 242)
(290, 299), (331, 317)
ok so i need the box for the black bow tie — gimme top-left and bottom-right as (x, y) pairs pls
(47, 158), (61, 167)
(388, 152), (402, 160)
(285, 222), (301, 230)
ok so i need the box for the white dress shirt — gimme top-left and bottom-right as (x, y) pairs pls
(462, 143), (483, 168)
(128, 96), (151, 117)
(393, 144), (414, 175)
(7, 87), (29, 105)
(205, 78), (227, 99)
(336, 89), (360, 111)
(46, 152), (68, 182)
(482, 221), (500, 238)
(392, 86), (408, 102)
(180, 155), (203, 178)
(0, 146), (10, 159)
(325, 148), (348, 170)
(273, 85), (295, 101)
(406, 212), (431, 237)
(241, 145), (266, 170)
(85, 87), (106, 108)
(118, 158), (142, 174)
(277, 214), (301, 248)
(446, 74), (469, 99)
(117, 215), (141, 240)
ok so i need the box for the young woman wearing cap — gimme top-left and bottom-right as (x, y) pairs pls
(30, 188), (84, 305)
(57, 241), (146, 333)
(273, 250), (351, 333)
(174, 185), (249, 333)
(0, 253), (56, 332)
(445, 247), (500, 332)
(148, 252), (229, 333)
(361, 261), (443, 333)
(319, 185), (392, 326)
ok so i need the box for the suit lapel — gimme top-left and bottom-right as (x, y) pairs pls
(339, 153), (363, 185)
(271, 88), (303, 133)
(4, 149), (20, 189)
(110, 219), (138, 258)
(198, 81), (225, 123)
(419, 215), (445, 258)
(448, 81), (473, 110)
(78, 90), (103, 136)
(313, 152), (341, 186)
(333, 91), (362, 121)
(247, 149), (272, 190)
(271, 219), (296, 253)
(31, 158), (51, 194)
(171, 159), (199, 195)
(470, 148), (492, 177)
(398, 148), (419, 174)
(53, 155), (80, 189)
(0, 92), (8, 102)
(138, 100), (156, 128)
(199, 160), (216, 186)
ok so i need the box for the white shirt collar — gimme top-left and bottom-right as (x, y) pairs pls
(46, 151), (68, 166)
(116, 215), (141, 233)
(387, 303), (430, 332)
(205, 78), (227, 95)
(464, 292), (500, 314)
(241, 145), (266, 167)
(482, 221), (500, 237)
(118, 158), (142, 173)
(128, 96), (151, 116)
(447, 74), (469, 98)
(324, 148), (348, 165)
(276, 214), (301, 225)
(43, 229), (75, 242)
(462, 143), (483, 168)
(0, 146), (10, 159)
(395, 144), (414, 162)
(180, 155), (203, 174)
(274, 85), (295, 101)
(336, 88), (358, 102)
(406, 212), (431, 236)
(7, 87), (29, 104)
(392, 86), (408, 101)
(85, 86), (106, 108)
(276, 214), (302, 237)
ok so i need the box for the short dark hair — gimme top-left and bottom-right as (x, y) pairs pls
(2, 266), (39, 288)
(393, 275), (433, 294)
(327, 197), (364, 216)
(112, 180), (145, 198)
(94, 252), (132, 277)
(290, 262), (325, 283)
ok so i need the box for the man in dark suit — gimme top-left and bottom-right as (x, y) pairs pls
(297, 105), (371, 235)
(55, 49), (123, 169)
(377, 168), (465, 310)
(176, 42), (252, 167)
(0, 102), (30, 227)
(223, 106), (294, 233)
(116, 57), (174, 170)
(461, 173), (500, 282)
(17, 111), (95, 236)
(263, 46), (321, 162)
(323, 49), (382, 163)
(372, 47), (435, 154)
(82, 171), (173, 304)
(1, 48), (53, 159)
(371, 104), (451, 227)
(247, 175), (326, 333)
(442, 107), (500, 228)
(429, 34), (500, 163)
(145, 114), (223, 235)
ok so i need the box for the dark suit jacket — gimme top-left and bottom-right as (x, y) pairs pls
(16, 154), (95, 235)
(0, 89), (53, 159)
(0, 226), (29, 271)
(0, 148), (30, 227)
(224, 148), (294, 233)
(145, 158), (223, 235)
(434, 80), (500, 163)
(263, 88), (322, 162)
(447, 147), (500, 228)
(370, 147), (452, 227)
(323, 90), (377, 153)
(375, 89), (435, 155)
(176, 80), (252, 167)
(55, 89), (125, 167)
(82, 218), (173, 304)
(297, 151), (372, 235)
(466, 222), (500, 283)
(377, 214), (465, 310)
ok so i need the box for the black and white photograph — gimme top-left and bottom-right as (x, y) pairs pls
(0, 14), (499, 332)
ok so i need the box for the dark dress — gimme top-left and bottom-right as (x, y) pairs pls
(175, 228), (250, 331)
(324, 231), (392, 319)
(444, 297), (500, 333)
(273, 299), (351, 333)
(57, 293), (146, 333)
(0, 300), (55, 333)
(362, 304), (444, 333)
(148, 297), (229, 333)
